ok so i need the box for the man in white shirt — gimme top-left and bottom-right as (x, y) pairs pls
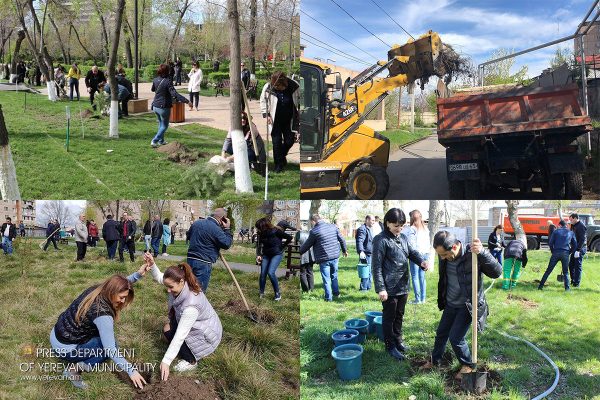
(1, 217), (17, 255)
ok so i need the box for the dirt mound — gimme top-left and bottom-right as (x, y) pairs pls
(80, 109), (95, 118)
(224, 299), (276, 323)
(133, 376), (220, 400)
(156, 141), (209, 165)
(506, 293), (539, 309)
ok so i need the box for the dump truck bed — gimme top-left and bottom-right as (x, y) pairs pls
(437, 83), (592, 144)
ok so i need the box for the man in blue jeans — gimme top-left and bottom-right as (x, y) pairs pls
(568, 213), (587, 287)
(1, 217), (17, 255)
(355, 215), (374, 291)
(150, 215), (163, 257)
(299, 214), (348, 301)
(538, 219), (576, 291)
(187, 208), (233, 292)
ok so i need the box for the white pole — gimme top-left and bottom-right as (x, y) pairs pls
(471, 200), (478, 366)
(231, 128), (253, 193)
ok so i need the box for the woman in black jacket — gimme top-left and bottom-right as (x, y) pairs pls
(255, 217), (292, 301)
(372, 208), (428, 361)
(487, 225), (504, 264)
(150, 64), (189, 148)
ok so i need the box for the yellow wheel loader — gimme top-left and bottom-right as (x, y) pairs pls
(300, 31), (449, 199)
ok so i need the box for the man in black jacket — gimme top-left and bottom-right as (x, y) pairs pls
(568, 213), (587, 287)
(355, 215), (374, 291)
(85, 66), (107, 110)
(43, 219), (60, 251)
(421, 231), (501, 379)
(1, 217), (17, 255)
(102, 215), (121, 260)
(151, 215), (163, 257)
(118, 212), (137, 263)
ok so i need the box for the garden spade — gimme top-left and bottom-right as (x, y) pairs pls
(461, 200), (487, 394)
(38, 227), (61, 250)
(219, 254), (259, 323)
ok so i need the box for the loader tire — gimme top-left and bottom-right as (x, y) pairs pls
(548, 174), (565, 199)
(565, 172), (583, 199)
(589, 238), (600, 253)
(346, 164), (389, 200)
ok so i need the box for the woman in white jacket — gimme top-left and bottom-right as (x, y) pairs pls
(143, 253), (222, 380)
(187, 61), (203, 111)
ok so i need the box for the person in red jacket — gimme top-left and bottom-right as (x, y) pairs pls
(88, 220), (99, 247)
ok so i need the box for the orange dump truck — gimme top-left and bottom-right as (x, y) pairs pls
(437, 84), (592, 199)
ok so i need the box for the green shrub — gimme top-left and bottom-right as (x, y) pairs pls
(208, 71), (230, 83)
(143, 64), (159, 82)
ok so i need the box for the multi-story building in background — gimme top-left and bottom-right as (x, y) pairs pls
(0, 200), (36, 226)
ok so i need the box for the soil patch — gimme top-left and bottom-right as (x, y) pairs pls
(80, 109), (94, 118)
(133, 376), (220, 400)
(444, 364), (502, 397)
(224, 299), (276, 323)
(506, 294), (539, 309)
(156, 141), (210, 165)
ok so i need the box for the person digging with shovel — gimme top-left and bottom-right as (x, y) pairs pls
(420, 231), (501, 380)
(143, 253), (223, 379)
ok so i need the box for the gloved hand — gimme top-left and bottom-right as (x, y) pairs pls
(359, 251), (366, 260)
(574, 251), (580, 258)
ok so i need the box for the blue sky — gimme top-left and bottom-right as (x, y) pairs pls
(301, 0), (595, 79)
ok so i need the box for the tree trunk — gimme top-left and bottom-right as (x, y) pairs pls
(249, 0), (257, 74)
(139, 0), (147, 67)
(123, 18), (133, 68)
(0, 105), (21, 200)
(428, 200), (442, 245)
(69, 24), (97, 64)
(505, 200), (526, 246)
(287, 0), (296, 75)
(309, 200), (321, 217)
(165, 0), (190, 61)
(92, 0), (110, 62)
(48, 15), (68, 64)
(228, 0), (253, 193)
(10, 30), (25, 78)
(107, 0), (127, 138)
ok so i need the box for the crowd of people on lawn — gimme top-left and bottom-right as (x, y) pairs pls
(29, 208), (296, 390)
(296, 209), (590, 379)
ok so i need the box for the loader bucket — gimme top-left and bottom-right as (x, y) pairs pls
(387, 31), (443, 84)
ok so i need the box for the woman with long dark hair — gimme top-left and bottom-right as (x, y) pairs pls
(487, 224), (504, 264)
(145, 253), (222, 380)
(150, 64), (189, 147)
(372, 208), (429, 361)
(49, 267), (150, 389)
(255, 217), (292, 301)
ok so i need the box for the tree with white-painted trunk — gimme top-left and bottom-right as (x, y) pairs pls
(227, 0), (253, 193)
(106, 0), (127, 138)
(0, 105), (21, 200)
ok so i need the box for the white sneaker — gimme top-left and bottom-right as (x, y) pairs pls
(174, 359), (197, 372)
(162, 253), (169, 256)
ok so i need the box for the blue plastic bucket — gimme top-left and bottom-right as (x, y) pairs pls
(331, 343), (364, 380)
(357, 262), (370, 279)
(373, 316), (384, 341)
(344, 319), (369, 343)
(331, 329), (360, 348)
(364, 311), (383, 334)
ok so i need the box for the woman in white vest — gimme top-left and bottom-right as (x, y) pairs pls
(143, 253), (222, 380)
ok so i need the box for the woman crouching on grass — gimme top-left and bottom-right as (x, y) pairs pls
(49, 266), (150, 390)
(143, 253), (222, 381)
(372, 208), (429, 361)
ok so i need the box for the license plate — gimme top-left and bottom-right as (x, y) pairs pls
(448, 163), (478, 172)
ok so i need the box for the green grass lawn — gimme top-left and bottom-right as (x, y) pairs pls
(301, 246), (600, 399)
(0, 91), (298, 199)
(0, 239), (299, 400)
(382, 127), (434, 150)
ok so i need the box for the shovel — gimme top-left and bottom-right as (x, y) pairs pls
(219, 254), (259, 323)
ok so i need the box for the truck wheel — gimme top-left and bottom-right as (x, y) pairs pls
(548, 174), (565, 199)
(565, 172), (583, 199)
(590, 238), (600, 253)
(449, 181), (465, 199)
(464, 180), (481, 199)
(346, 163), (389, 200)
(526, 236), (539, 250)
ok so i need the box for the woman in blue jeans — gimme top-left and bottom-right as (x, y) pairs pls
(49, 267), (151, 390)
(150, 64), (189, 147)
(404, 210), (430, 304)
(255, 217), (292, 301)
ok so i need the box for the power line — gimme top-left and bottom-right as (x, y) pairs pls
(300, 31), (372, 66)
(300, 35), (371, 66)
(300, 9), (379, 61)
(370, 0), (414, 40)
(328, 0), (392, 48)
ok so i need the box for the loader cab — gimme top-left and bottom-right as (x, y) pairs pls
(300, 61), (327, 163)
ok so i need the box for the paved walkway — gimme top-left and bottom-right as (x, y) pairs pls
(38, 80), (299, 163)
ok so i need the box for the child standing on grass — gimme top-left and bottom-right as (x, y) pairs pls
(255, 217), (292, 301)
(49, 268), (150, 390)
(144, 253), (223, 379)
(372, 208), (428, 361)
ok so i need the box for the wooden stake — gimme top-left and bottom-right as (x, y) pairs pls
(471, 200), (478, 366)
